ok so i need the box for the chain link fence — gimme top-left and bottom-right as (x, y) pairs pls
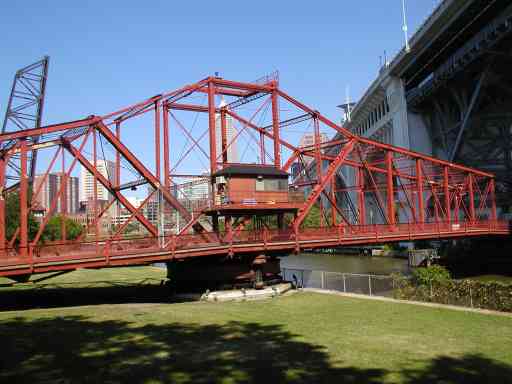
(280, 268), (395, 297)
(281, 268), (512, 312)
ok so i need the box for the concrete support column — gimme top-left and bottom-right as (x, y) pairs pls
(384, 76), (410, 149)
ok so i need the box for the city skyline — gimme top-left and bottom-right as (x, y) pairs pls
(79, 158), (116, 203)
(33, 172), (79, 215)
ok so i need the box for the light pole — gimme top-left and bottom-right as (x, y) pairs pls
(401, 0), (411, 52)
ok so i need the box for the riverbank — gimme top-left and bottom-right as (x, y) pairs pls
(282, 252), (512, 284)
(1, 290), (511, 383)
(280, 252), (409, 275)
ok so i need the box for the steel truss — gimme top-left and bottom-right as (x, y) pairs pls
(1, 56), (49, 187)
(0, 76), (508, 278)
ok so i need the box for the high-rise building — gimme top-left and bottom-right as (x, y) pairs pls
(111, 196), (143, 227)
(180, 179), (209, 201)
(216, 99), (238, 163)
(80, 159), (116, 203)
(33, 173), (80, 215)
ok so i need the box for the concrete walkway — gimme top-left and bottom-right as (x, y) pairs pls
(303, 288), (512, 318)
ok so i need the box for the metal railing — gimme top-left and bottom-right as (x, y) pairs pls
(213, 190), (305, 205)
(280, 268), (395, 298)
(1, 220), (508, 277)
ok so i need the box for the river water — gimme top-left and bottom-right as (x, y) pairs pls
(156, 253), (410, 276)
(280, 252), (409, 275)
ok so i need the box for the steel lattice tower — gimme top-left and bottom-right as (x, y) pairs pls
(1, 56), (49, 187)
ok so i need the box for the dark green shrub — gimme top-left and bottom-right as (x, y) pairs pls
(411, 265), (451, 286)
(392, 272), (512, 312)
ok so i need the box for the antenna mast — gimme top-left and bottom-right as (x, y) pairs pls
(345, 86), (352, 122)
(401, 0), (411, 52)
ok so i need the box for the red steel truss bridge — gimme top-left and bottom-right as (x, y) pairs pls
(0, 75), (509, 279)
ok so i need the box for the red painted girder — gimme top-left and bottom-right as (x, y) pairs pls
(196, 87), (251, 97)
(226, 110), (299, 153)
(62, 138), (158, 236)
(277, 89), (354, 138)
(282, 150), (300, 172)
(167, 103), (219, 113)
(211, 78), (273, 93)
(276, 89), (494, 178)
(169, 112), (210, 160)
(94, 121), (201, 229)
(103, 79), (209, 122)
(293, 139), (356, 229)
(0, 117), (98, 142)
(299, 139), (347, 152)
(1, 220), (508, 278)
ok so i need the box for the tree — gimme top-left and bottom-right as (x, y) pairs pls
(412, 265), (451, 286)
(302, 204), (322, 228)
(4, 191), (39, 243)
(42, 215), (83, 242)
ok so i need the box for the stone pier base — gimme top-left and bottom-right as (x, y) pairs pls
(166, 254), (282, 292)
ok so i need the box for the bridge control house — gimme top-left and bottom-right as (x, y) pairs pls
(210, 164), (303, 213)
(170, 164), (305, 290)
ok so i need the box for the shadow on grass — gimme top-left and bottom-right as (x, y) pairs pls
(1, 315), (512, 383)
(0, 316), (386, 384)
(402, 354), (512, 384)
(0, 284), (183, 311)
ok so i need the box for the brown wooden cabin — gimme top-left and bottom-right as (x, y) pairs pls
(208, 164), (304, 216)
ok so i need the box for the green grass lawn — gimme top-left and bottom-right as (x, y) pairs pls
(0, 265), (167, 288)
(1, 268), (512, 383)
(0, 266), (168, 310)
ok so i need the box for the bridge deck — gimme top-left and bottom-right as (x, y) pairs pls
(0, 221), (508, 278)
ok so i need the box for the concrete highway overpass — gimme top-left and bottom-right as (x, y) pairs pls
(338, 0), (512, 212)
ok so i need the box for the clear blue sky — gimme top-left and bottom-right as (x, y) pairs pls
(0, 1), (439, 187)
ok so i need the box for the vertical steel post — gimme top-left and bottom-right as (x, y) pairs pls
(115, 122), (121, 188)
(93, 129), (99, 245)
(226, 215), (232, 246)
(208, 80), (217, 213)
(0, 157), (6, 255)
(208, 80), (217, 174)
(490, 179), (497, 221)
(443, 166), (451, 224)
(155, 101), (161, 182)
(468, 174), (475, 223)
(314, 117), (322, 183)
(331, 177), (337, 226)
(454, 190), (460, 224)
(357, 167), (366, 226)
(386, 151), (395, 226)
(159, 189), (164, 247)
(115, 121), (121, 221)
(416, 159), (425, 224)
(271, 87), (281, 167)
(260, 131), (266, 165)
(19, 139), (28, 258)
(163, 104), (170, 190)
(220, 107), (228, 164)
(161, 105), (170, 240)
(434, 186), (440, 224)
(314, 117), (324, 227)
(61, 150), (67, 241)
